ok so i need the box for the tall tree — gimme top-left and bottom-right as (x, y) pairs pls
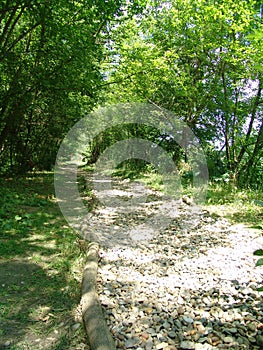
(101, 0), (263, 187)
(0, 0), (140, 172)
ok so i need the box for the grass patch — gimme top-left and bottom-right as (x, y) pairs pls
(112, 167), (192, 195)
(112, 167), (263, 229)
(205, 182), (263, 228)
(0, 172), (89, 350)
(136, 172), (164, 191)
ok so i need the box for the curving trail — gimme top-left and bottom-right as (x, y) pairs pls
(80, 172), (263, 350)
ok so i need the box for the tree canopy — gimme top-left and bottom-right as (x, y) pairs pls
(0, 0), (262, 188)
(101, 0), (263, 187)
(0, 0), (142, 171)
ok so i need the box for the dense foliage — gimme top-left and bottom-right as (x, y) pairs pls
(0, 0), (142, 172)
(101, 0), (263, 188)
(1, 0), (262, 190)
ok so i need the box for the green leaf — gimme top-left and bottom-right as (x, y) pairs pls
(255, 258), (263, 266)
(14, 215), (22, 221)
(257, 286), (263, 292)
(254, 200), (263, 207)
(254, 249), (263, 256)
(254, 64), (263, 73)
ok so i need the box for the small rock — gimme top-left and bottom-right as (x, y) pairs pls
(141, 317), (151, 325)
(145, 307), (153, 314)
(157, 334), (168, 342)
(182, 316), (194, 324)
(197, 337), (208, 344)
(141, 332), (150, 340)
(146, 327), (156, 335)
(163, 321), (171, 329)
(177, 296), (185, 305)
(182, 196), (193, 205)
(223, 336), (234, 343)
(248, 335), (256, 343)
(256, 334), (263, 347)
(153, 315), (162, 322)
(72, 323), (81, 331)
(177, 306), (185, 315)
(236, 337), (244, 345)
(195, 344), (213, 350)
(125, 337), (140, 348)
(203, 297), (211, 306)
(247, 323), (257, 332)
(174, 320), (183, 329)
(193, 322), (206, 334)
(156, 342), (169, 349)
(227, 327), (238, 334)
(167, 331), (177, 339)
(179, 341), (195, 349)
(146, 339), (154, 350)
(209, 336), (221, 346)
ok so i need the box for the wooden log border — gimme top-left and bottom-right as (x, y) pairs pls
(81, 242), (116, 350)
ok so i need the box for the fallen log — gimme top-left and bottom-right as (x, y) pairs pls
(81, 242), (116, 350)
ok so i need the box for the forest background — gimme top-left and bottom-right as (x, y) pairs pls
(0, 0), (262, 190)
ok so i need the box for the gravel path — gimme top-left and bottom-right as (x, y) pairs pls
(81, 173), (263, 350)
